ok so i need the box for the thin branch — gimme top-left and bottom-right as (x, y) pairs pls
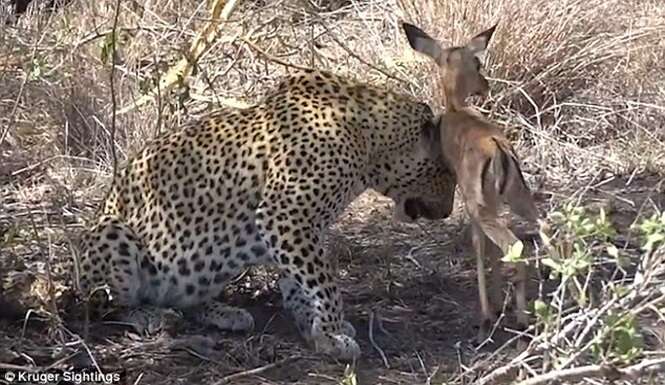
(317, 22), (408, 84)
(93, 0), (122, 218)
(239, 37), (313, 72)
(369, 311), (390, 368)
(212, 356), (303, 385)
(515, 357), (665, 385)
(109, 0), (121, 182)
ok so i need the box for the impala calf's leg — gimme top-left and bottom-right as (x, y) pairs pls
(488, 242), (505, 314)
(476, 214), (529, 333)
(471, 221), (497, 341)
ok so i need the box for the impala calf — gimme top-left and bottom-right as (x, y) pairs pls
(403, 22), (541, 342)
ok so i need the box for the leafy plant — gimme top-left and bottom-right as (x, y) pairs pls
(27, 57), (46, 81)
(540, 203), (615, 281)
(99, 30), (129, 65)
(533, 205), (659, 368)
(340, 365), (357, 385)
(634, 211), (665, 253)
(591, 312), (643, 364)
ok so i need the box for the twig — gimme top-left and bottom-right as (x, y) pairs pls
(310, 14), (408, 84)
(188, 92), (252, 109)
(515, 357), (665, 385)
(0, 363), (40, 372)
(476, 312), (596, 385)
(94, 0), (122, 219)
(0, 66), (27, 148)
(404, 247), (423, 269)
(239, 37), (313, 72)
(212, 356), (303, 385)
(369, 311), (390, 368)
(473, 362), (520, 385)
(474, 311), (506, 351)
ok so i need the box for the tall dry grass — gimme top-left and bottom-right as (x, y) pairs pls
(2, 0), (663, 189)
(399, 0), (665, 181)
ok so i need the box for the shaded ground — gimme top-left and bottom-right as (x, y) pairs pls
(1, 172), (663, 384)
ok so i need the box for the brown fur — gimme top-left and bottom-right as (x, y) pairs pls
(404, 22), (540, 343)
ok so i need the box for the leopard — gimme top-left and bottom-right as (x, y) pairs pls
(76, 69), (456, 361)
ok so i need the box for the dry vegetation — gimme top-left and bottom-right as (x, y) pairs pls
(1, 0), (664, 384)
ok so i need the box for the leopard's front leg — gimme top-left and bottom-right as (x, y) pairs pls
(255, 183), (360, 361)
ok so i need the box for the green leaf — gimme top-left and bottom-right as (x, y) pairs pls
(533, 299), (552, 322)
(100, 32), (116, 65)
(501, 240), (524, 263)
(599, 207), (607, 222)
(541, 257), (561, 271)
(549, 211), (565, 223)
(341, 365), (357, 385)
(643, 233), (665, 251)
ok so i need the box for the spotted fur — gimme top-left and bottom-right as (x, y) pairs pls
(77, 70), (456, 360)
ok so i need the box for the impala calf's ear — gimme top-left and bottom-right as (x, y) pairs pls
(467, 23), (498, 59)
(420, 117), (443, 160)
(402, 22), (446, 65)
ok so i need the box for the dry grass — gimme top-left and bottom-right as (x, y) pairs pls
(400, 0), (665, 180)
(1, 0), (664, 384)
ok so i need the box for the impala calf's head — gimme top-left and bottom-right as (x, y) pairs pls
(402, 22), (497, 109)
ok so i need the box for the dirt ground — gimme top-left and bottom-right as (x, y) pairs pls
(1, 170), (663, 385)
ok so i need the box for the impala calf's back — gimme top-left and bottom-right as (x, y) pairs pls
(403, 22), (540, 343)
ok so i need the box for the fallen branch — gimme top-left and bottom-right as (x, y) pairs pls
(0, 363), (40, 372)
(369, 311), (390, 368)
(515, 357), (665, 385)
(189, 92), (252, 109)
(212, 356), (303, 385)
(239, 37), (313, 72)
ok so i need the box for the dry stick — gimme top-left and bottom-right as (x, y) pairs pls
(0, 363), (39, 372)
(153, 50), (164, 137)
(515, 357), (665, 385)
(16, 207), (63, 343)
(239, 37), (313, 72)
(313, 17), (409, 84)
(94, 0), (122, 216)
(212, 356), (303, 385)
(475, 312), (594, 385)
(369, 311), (390, 368)
(0, 65), (27, 148)
(117, 0), (241, 115)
